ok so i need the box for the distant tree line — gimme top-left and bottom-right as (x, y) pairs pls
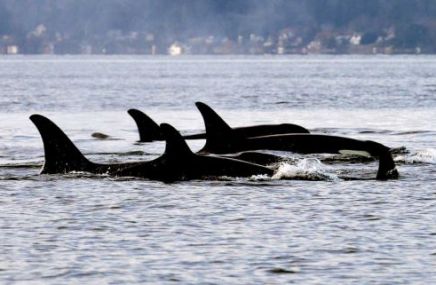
(1, 0), (435, 53)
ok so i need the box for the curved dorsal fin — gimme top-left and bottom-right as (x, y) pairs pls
(195, 102), (242, 154)
(160, 123), (194, 158)
(195, 102), (233, 135)
(29, 114), (94, 174)
(127, 109), (162, 142)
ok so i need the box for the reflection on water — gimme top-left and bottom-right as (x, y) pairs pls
(0, 56), (435, 284)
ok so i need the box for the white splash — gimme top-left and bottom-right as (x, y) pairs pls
(272, 158), (338, 181)
(395, 148), (436, 164)
(249, 174), (271, 181)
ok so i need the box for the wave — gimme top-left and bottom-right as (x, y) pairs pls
(271, 158), (339, 181)
(0, 163), (41, 168)
(395, 148), (436, 164)
(392, 130), (434, 135)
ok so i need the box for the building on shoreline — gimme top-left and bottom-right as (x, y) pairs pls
(1, 27), (433, 55)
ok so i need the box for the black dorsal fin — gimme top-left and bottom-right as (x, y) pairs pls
(30, 114), (95, 174)
(160, 123), (194, 158)
(195, 102), (233, 135)
(195, 102), (242, 154)
(127, 109), (162, 142)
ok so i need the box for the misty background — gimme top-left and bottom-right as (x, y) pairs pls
(1, 0), (436, 54)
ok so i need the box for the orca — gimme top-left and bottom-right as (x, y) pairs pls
(128, 102), (309, 142)
(195, 104), (398, 180)
(127, 109), (162, 142)
(200, 133), (398, 180)
(30, 115), (273, 182)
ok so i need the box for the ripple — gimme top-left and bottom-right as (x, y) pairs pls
(267, 267), (300, 274)
(395, 149), (436, 164)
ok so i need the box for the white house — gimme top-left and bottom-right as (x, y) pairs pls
(168, 42), (183, 56)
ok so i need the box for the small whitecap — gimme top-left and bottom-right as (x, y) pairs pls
(395, 148), (436, 164)
(249, 174), (271, 181)
(272, 158), (338, 181)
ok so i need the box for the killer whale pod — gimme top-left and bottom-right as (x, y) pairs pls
(127, 102), (309, 142)
(127, 104), (290, 166)
(195, 103), (399, 180)
(30, 115), (273, 182)
(126, 103), (398, 179)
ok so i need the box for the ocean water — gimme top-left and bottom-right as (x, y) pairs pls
(0, 55), (435, 284)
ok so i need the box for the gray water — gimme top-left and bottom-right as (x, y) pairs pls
(0, 55), (435, 284)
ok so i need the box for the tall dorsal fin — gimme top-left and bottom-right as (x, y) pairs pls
(127, 109), (162, 142)
(160, 123), (194, 158)
(195, 102), (242, 154)
(29, 114), (95, 174)
(195, 102), (233, 135)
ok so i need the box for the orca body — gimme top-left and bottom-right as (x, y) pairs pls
(30, 115), (273, 182)
(222, 151), (283, 166)
(195, 104), (398, 180)
(199, 132), (398, 180)
(128, 102), (309, 142)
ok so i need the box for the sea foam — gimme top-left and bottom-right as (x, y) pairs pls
(395, 148), (436, 164)
(272, 158), (338, 181)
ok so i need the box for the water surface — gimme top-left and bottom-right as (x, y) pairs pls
(0, 55), (435, 284)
